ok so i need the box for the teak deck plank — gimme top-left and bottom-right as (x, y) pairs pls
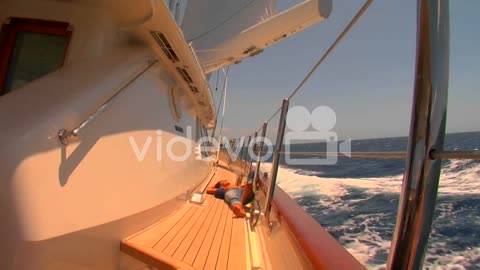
(172, 196), (214, 260)
(215, 205), (234, 270)
(129, 203), (193, 248)
(203, 202), (229, 270)
(183, 197), (222, 265)
(121, 168), (249, 270)
(192, 197), (226, 269)
(228, 217), (247, 270)
(154, 204), (198, 252)
(163, 203), (206, 256)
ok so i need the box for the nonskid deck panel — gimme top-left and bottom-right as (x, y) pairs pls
(121, 169), (249, 270)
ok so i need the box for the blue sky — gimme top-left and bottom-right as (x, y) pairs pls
(209, 0), (480, 140)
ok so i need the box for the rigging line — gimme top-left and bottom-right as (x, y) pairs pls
(262, 0), (375, 126)
(218, 67), (230, 134)
(287, 0), (374, 100)
(187, 0), (259, 42)
(215, 67), (230, 162)
(214, 69), (220, 91)
(266, 108), (281, 123)
(211, 68), (228, 138)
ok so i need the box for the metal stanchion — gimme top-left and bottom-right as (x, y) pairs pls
(247, 131), (258, 175)
(253, 122), (268, 192)
(243, 136), (251, 168)
(264, 98), (289, 226)
(387, 1), (450, 269)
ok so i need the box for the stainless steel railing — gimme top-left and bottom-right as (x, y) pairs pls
(242, 136), (251, 166)
(252, 122), (268, 192)
(387, 0), (450, 269)
(58, 59), (158, 145)
(263, 98), (289, 227)
(247, 131), (258, 178)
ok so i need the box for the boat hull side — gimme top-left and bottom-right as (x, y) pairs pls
(0, 51), (210, 269)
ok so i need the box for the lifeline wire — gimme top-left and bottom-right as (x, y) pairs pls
(263, 0), (375, 125)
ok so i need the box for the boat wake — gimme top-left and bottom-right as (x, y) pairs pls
(261, 159), (480, 269)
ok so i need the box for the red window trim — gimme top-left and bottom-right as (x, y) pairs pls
(0, 18), (72, 96)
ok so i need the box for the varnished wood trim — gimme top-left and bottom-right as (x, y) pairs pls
(273, 186), (365, 270)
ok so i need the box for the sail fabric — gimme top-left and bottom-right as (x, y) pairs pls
(181, 0), (277, 71)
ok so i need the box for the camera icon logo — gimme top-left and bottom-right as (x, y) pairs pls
(284, 106), (351, 165)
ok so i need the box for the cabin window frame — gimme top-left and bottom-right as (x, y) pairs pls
(0, 18), (72, 96)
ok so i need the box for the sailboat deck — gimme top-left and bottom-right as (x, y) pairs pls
(121, 169), (249, 270)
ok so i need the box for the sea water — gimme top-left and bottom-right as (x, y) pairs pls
(261, 131), (480, 269)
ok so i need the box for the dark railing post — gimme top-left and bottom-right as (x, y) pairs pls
(243, 136), (251, 167)
(238, 137), (245, 162)
(264, 98), (289, 226)
(248, 131), (258, 175)
(253, 122), (268, 192)
(387, 0), (449, 269)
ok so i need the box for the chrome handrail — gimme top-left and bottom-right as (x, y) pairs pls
(58, 59), (158, 145)
(387, 0), (450, 269)
(243, 136), (252, 166)
(247, 131), (258, 175)
(253, 122), (268, 193)
(264, 98), (289, 227)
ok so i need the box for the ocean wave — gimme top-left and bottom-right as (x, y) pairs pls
(261, 159), (480, 196)
(259, 159), (480, 269)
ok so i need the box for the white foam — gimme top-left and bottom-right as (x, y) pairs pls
(424, 246), (480, 270)
(337, 213), (392, 268)
(259, 160), (480, 269)
(438, 160), (480, 194)
(261, 160), (480, 199)
(261, 163), (403, 199)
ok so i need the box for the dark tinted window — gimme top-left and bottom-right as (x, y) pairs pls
(0, 18), (71, 95)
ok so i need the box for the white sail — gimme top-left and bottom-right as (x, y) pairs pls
(181, 0), (276, 70)
(181, 0), (332, 74)
(182, 0), (276, 45)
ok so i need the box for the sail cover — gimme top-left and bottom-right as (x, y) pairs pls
(181, 0), (277, 71)
(181, 0), (332, 74)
